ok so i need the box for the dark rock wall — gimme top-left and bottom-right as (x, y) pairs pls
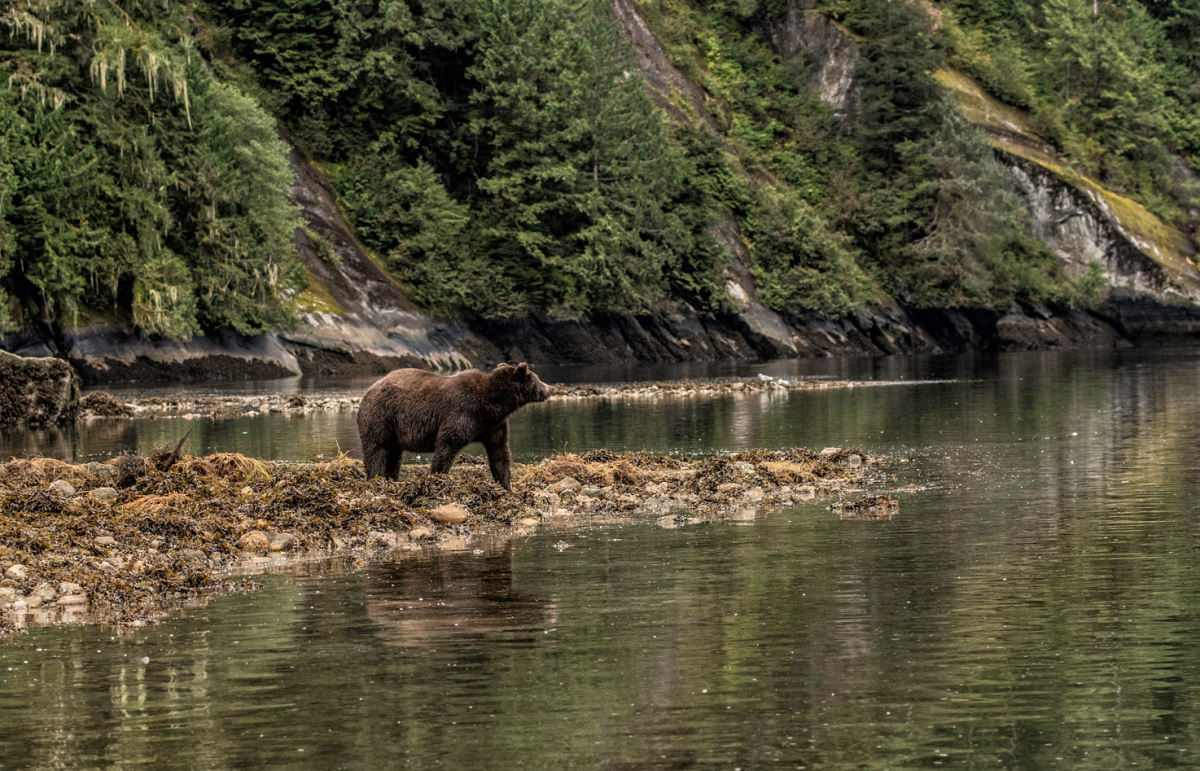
(0, 351), (80, 426)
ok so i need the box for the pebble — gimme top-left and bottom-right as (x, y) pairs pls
(549, 477), (582, 494)
(268, 533), (298, 552)
(430, 503), (469, 524)
(238, 532), (270, 554)
(409, 527), (435, 540)
(89, 487), (119, 501)
(97, 561), (118, 575)
(241, 486), (253, 495)
(819, 447), (842, 456)
(180, 549), (207, 562)
(57, 595), (88, 607)
(518, 518), (540, 526)
(5, 564), (27, 579)
(94, 536), (118, 547)
(58, 582), (83, 595)
(149, 538), (164, 550)
(49, 479), (77, 497)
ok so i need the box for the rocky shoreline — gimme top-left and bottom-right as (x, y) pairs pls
(79, 375), (928, 421)
(0, 446), (898, 638)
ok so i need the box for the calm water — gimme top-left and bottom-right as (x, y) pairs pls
(3, 348), (1200, 769)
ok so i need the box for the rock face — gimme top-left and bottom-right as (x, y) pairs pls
(0, 351), (79, 426)
(769, 0), (861, 125)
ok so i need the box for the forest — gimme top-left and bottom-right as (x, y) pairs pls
(1, 0), (1196, 338)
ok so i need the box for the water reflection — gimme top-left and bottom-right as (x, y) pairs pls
(364, 545), (557, 649)
(3, 348), (1200, 768)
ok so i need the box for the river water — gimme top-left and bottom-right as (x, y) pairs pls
(3, 348), (1200, 769)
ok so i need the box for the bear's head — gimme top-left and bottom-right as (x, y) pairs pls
(494, 362), (553, 404)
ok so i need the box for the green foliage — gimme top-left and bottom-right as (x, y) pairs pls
(0, 0), (302, 339)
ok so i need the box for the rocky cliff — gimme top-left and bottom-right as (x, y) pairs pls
(3, 0), (1198, 384)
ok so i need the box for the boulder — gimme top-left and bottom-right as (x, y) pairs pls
(429, 503), (469, 524)
(238, 531), (270, 554)
(49, 479), (77, 498)
(89, 487), (119, 501)
(0, 350), (80, 426)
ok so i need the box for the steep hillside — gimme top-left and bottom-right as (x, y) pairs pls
(2, 0), (1198, 381)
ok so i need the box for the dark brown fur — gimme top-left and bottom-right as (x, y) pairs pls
(357, 363), (553, 491)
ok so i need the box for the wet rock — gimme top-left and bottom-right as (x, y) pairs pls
(549, 477), (582, 494)
(89, 487), (119, 501)
(409, 527), (435, 540)
(238, 532), (270, 554)
(430, 503), (469, 524)
(532, 490), (561, 510)
(58, 582), (82, 595)
(369, 530), (397, 547)
(743, 487), (765, 502)
(25, 595), (43, 609)
(0, 587), (15, 604)
(518, 517), (540, 526)
(268, 533), (298, 552)
(644, 481), (670, 495)
(819, 447), (842, 456)
(32, 584), (56, 602)
(96, 561), (118, 575)
(794, 486), (817, 499)
(0, 350), (80, 426)
(5, 564), (27, 580)
(94, 536), (118, 547)
(844, 454), (863, 468)
(10, 599), (28, 613)
(57, 595), (88, 607)
(49, 480), (77, 498)
(179, 549), (207, 562)
(438, 536), (470, 551)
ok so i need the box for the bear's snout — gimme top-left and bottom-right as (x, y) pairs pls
(537, 382), (554, 401)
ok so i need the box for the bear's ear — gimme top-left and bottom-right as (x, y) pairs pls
(516, 362), (529, 379)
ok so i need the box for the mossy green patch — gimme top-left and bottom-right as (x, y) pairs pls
(290, 268), (343, 315)
(938, 68), (1196, 280)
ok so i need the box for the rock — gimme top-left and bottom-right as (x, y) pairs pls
(179, 549), (207, 562)
(549, 477), (582, 494)
(438, 536), (470, 551)
(89, 487), (119, 501)
(581, 485), (603, 497)
(533, 490), (561, 510)
(96, 561), (118, 575)
(268, 533), (298, 552)
(57, 595), (88, 607)
(238, 531), (270, 554)
(794, 486), (817, 499)
(369, 531), (397, 548)
(94, 535), (118, 547)
(25, 595), (43, 609)
(86, 463), (115, 480)
(430, 503), (469, 524)
(149, 538), (164, 550)
(819, 447), (842, 456)
(0, 587), (15, 603)
(241, 486), (253, 495)
(0, 350), (80, 426)
(844, 454), (863, 468)
(32, 584), (56, 602)
(644, 481), (669, 495)
(49, 479), (77, 497)
(5, 564), (27, 580)
(10, 599), (28, 613)
(58, 582), (82, 595)
(743, 487), (765, 502)
(518, 517), (540, 526)
(409, 527), (435, 540)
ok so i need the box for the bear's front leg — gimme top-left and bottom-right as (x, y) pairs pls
(482, 421), (512, 492)
(430, 431), (463, 475)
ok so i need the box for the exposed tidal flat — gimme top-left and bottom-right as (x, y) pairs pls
(0, 446), (890, 638)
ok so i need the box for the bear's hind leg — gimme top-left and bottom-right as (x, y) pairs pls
(482, 421), (512, 492)
(384, 447), (403, 480)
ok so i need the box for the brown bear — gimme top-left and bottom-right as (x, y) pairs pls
(356, 362), (553, 491)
